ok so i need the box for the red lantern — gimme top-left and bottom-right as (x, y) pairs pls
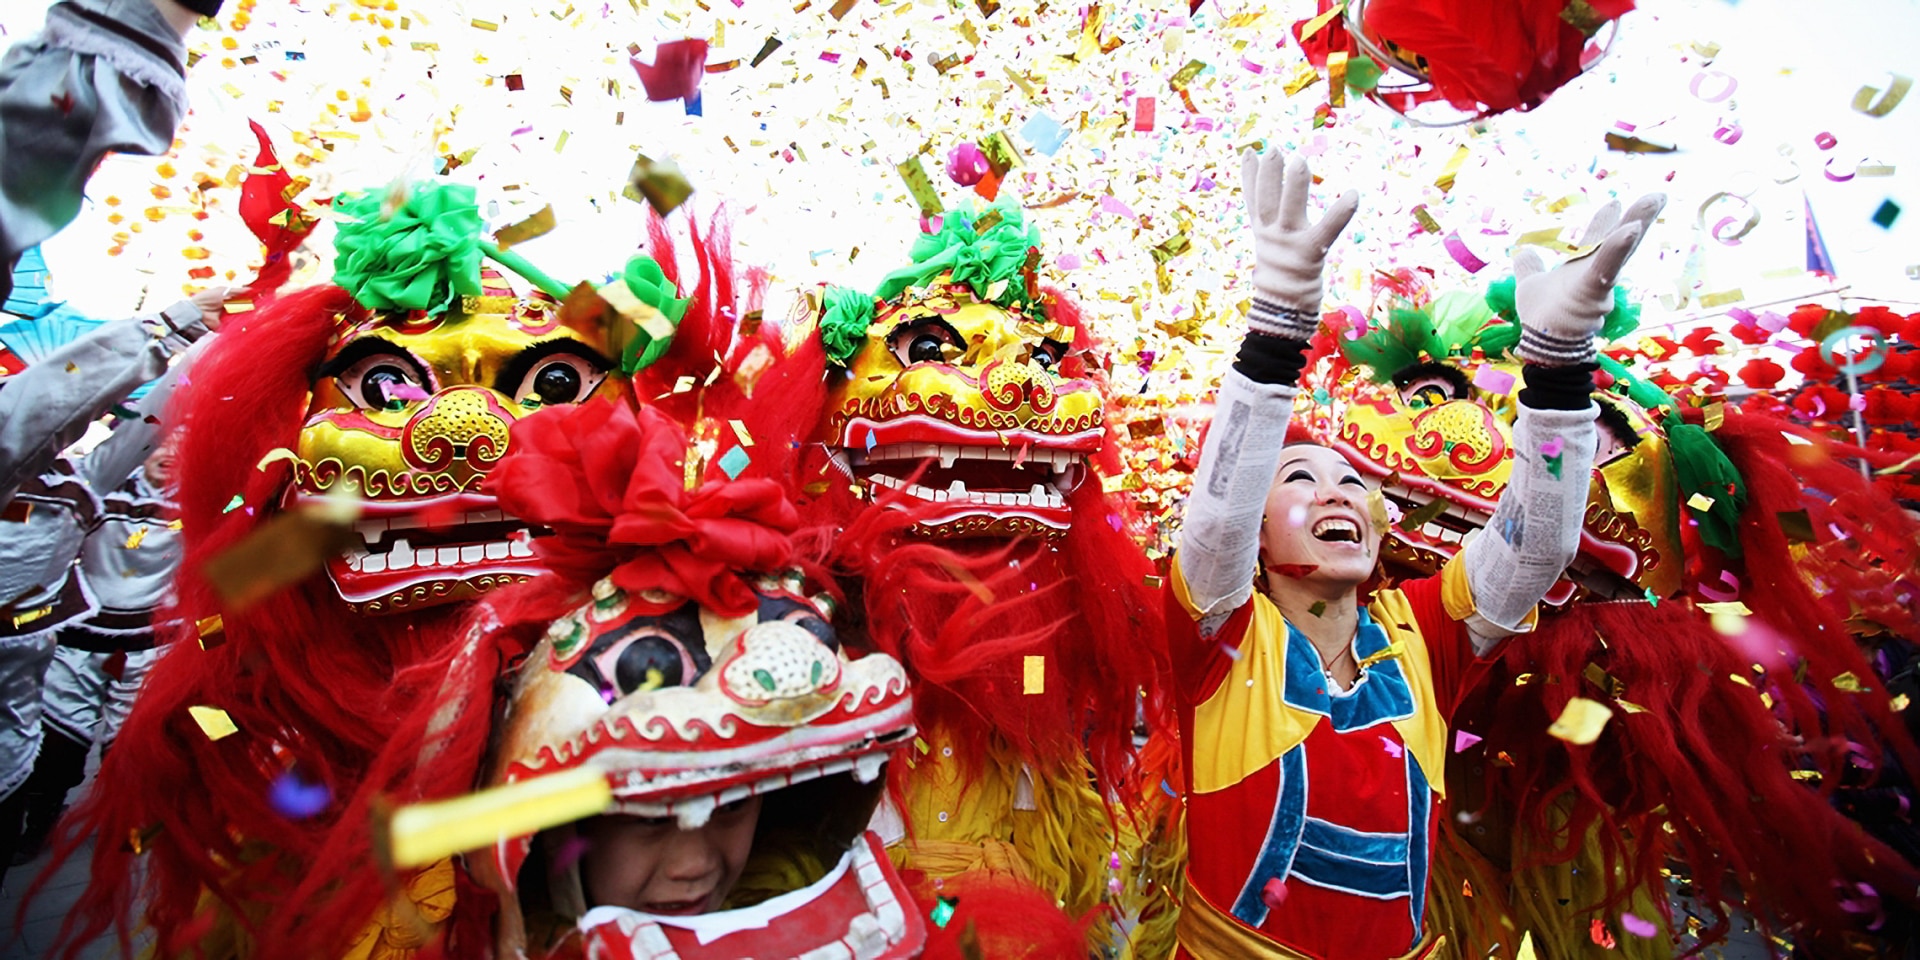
(1736, 357), (1786, 390)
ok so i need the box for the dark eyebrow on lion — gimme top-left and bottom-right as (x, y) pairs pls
(315, 337), (430, 384)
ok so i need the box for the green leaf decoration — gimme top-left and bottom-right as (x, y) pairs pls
(617, 253), (691, 374)
(873, 199), (1040, 310)
(1667, 417), (1747, 558)
(1339, 304), (1440, 382)
(333, 181), (484, 314)
(820, 284), (877, 367)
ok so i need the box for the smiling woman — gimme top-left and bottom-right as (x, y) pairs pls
(1165, 145), (1660, 959)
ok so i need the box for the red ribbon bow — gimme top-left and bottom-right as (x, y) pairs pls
(484, 399), (798, 617)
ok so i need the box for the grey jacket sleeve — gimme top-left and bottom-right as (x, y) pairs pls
(0, 299), (207, 506)
(76, 332), (202, 493)
(0, 0), (189, 294)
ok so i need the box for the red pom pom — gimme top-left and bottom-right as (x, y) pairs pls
(1787, 303), (1830, 338)
(1681, 327), (1724, 356)
(1790, 347), (1836, 379)
(1737, 358), (1786, 390)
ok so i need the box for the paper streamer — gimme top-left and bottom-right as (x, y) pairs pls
(1819, 326), (1889, 376)
(387, 766), (612, 869)
(1443, 231), (1487, 272)
(1689, 70), (1737, 103)
(1852, 74), (1912, 117)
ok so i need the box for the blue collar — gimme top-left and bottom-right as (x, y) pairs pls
(1280, 607), (1416, 731)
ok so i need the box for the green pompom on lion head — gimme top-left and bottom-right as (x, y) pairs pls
(332, 180), (485, 314)
(820, 285), (877, 367)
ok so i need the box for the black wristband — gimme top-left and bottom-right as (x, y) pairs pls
(1518, 362), (1598, 411)
(1232, 333), (1310, 387)
(176, 0), (223, 17)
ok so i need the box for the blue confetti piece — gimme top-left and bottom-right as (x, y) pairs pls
(1019, 112), (1070, 156)
(864, 431), (877, 452)
(684, 93), (703, 117)
(718, 445), (751, 479)
(269, 769), (331, 819)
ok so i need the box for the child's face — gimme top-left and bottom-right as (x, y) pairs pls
(579, 795), (763, 916)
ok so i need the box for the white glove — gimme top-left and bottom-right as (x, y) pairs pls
(1513, 194), (1665, 366)
(1241, 149), (1358, 341)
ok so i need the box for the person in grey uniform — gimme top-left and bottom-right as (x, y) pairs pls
(0, 0), (230, 508)
(0, 346), (198, 876)
(8, 432), (182, 867)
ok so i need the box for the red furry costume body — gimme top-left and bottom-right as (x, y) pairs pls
(795, 202), (1174, 956)
(33, 178), (655, 958)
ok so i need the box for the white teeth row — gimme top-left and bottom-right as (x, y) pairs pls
(867, 472), (1066, 508)
(864, 441), (1081, 473)
(1312, 518), (1358, 538)
(618, 751), (893, 831)
(354, 509), (505, 544)
(342, 533), (533, 572)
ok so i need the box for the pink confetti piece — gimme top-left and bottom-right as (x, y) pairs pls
(1378, 736), (1405, 758)
(820, 52), (842, 63)
(1099, 194), (1137, 219)
(1454, 730), (1483, 752)
(1540, 436), (1565, 457)
(1220, 642), (1243, 661)
(386, 382), (430, 401)
(1690, 69), (1738, 103)
(1260, 878), (1288, 909)
(1620, 914), (1657, 937)
(1056, 254), (1083, 270)
(1814, 131), (1838, 150)
(1471, 365), (1516, 393)
(1443, 231), (1487, 273)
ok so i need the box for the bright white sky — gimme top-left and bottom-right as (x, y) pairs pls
(4, 0), (1915, 386)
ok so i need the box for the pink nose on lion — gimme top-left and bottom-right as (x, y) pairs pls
(400, 386), (517, 473)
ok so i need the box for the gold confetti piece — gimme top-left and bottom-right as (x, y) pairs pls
(979, 131), (1023, 177)
(1326, 50), (1347, 107)
(1282, 62), (1320, 97)
(729, 420), (754, 447)
(1357, 641), (1404, 669)
(896, 155), (943, 217)
(1023, 655), (1045, 694)
(1852, 74), (1911, 117)
(914, 737), (930, 754)
(828, 0), (858, 18)
(1150, 232), (1191, 264)
(1411, 205), (1442, 234)
(1549, 697), (1612, 745)
(188, 705), (239, 741)
(386, 766), (610, 870)
(1168, 59), (1208, 92)
(623, 154), (694, 216)
(1515, 226), (1575, 252)
(1434, 146), (1469, 193)
(11, 606), (53, 629)
(470, 18), (498, 30)
(1518, 931), (1539, 960)
(493, 204), (555, 250)
(1832, 672), (1869, 693)
(1728, 673), (1752, 688)
(1700, 599), (1752, 616)
(196, 614), (226, 649)
(1685, 492), (1716, 512)
(1893, 693), (1910, 712)
(125, 527), (149, 550)
(1615, 699), (1648, 714)
(202, 505), (362, 610)
(1143, 574), (1163, 589)
(1604, 131), (1678, 153)
(1697, 289), (1745, 308)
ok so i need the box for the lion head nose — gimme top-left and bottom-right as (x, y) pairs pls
(401, 387), (515, 474)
